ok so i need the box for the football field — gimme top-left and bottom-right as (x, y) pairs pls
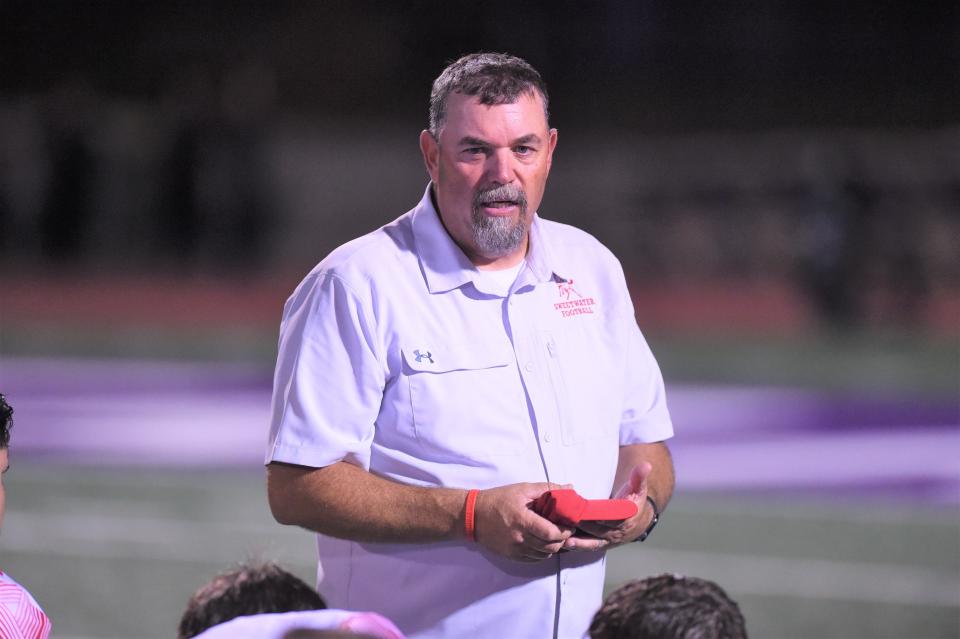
(3, 465), (957, 639)
(0, 355), (957, 639)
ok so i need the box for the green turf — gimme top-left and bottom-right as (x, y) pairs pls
(645, 329), (960, 397)
(3, 464), (957, 639)
(3, 323), (957, 397)
(610, 493), (960, 639)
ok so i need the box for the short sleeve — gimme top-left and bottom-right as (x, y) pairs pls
(266, 271), (385, 469)
(616, 281), (674, 446)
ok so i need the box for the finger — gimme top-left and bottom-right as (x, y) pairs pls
(574, 522), (612, 538)
(592, 518), (630, 529)
(563, 536), (609, 552)
(576, 521), (626, 538)
(558, 524), (577, 536)
(519, 547), (555, 561)
(614, 462), (653, 499)
(524, 535), (570, 553)
(523, 511), (572, 544)
(520, 532), (566, 556)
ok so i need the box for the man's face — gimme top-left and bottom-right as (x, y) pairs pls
(420, 91), (557, 268)
(0, 448), (7, 531)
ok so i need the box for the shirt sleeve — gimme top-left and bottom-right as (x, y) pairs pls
(615, 273), (674, 446)
(266, 270), (385, 469)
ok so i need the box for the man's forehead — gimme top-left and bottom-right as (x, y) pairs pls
(442, 92), (548, 137)
(448, 89), (546, 112)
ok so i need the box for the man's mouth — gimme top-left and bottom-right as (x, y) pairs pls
(474, 185), (527, 218)
(483, 199), (519, 212)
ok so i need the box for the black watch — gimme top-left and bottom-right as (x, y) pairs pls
(634, 496), (659, 542)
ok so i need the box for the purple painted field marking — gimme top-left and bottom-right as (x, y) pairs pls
(1, 357), (957, 503)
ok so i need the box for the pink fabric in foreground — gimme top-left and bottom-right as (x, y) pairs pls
(0, 571), (52, 639)
(192, 609), (406, 639)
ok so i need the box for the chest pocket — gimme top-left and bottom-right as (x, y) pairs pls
(401, 344), (527, 460)
(537, 319), (623, 447)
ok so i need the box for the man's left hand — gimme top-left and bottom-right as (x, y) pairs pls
(561, 461), (653, 551)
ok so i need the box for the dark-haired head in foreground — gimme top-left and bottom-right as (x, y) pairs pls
(589, 573), (747, 639)
(0, 392), (12, 530)
(0, 393), (12, 449)
(178, 561), (327, 639)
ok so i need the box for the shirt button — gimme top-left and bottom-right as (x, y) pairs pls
(524, 361), (534, 372)
(543, 432), (551, 443)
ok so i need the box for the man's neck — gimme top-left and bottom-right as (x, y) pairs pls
(473, 246), (527, 271)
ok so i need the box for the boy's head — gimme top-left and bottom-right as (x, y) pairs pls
(178, 561), (327, 639)
(590, 573), (747, 639)
(0, 393), (11, 449)
(0, 393), (12, 530)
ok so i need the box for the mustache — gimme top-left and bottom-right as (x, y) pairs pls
(474, 184), (528, 209)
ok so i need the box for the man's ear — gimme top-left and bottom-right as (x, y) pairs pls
(545, 127), (558, 173)
(419, 130), (440, 183)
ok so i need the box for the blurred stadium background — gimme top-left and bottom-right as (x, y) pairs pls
(0, 2), (957, 638)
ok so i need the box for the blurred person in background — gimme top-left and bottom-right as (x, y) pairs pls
(0, 394), (53, 639)
(588, 573), (747, 639)
(266, 52), (674, 638)
(179, 561), (404, 639)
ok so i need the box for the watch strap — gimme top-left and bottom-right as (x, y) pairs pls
(635, 495), (659, 542)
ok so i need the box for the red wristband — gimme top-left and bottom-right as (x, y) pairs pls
(464, 489), (479, 542)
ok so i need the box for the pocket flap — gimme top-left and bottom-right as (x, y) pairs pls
(401, 344), (512, 373)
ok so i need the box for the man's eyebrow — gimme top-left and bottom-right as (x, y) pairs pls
(457, 136), (491, 148)
(457, 134), (543, 148)
(512, 134), (543, 146)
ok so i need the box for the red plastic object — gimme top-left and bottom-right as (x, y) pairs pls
(531, 489), (638, 526)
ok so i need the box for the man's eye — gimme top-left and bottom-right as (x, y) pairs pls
(463, 147), (485, 155)
(515, 146), (534, 155)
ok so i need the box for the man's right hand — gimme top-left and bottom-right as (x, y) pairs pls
(473, 483), (575, 562)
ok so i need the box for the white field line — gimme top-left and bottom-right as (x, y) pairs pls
(5, 511), (958, 609)
(673, 426), (960, 488)
(2, 510), (316, 567)
(611, 547), (960, 608)
(668, 498), (960, 526)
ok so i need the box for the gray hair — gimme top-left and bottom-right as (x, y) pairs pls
(428, 52), (549, 138)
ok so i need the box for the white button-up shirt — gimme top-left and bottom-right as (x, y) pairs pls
(267, 186), (673, 639)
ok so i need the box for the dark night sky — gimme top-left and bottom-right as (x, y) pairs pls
(3, 1), (958, 131)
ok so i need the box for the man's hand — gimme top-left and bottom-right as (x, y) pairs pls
(562, 462), (654, 551)
(474, 483), (575, 562)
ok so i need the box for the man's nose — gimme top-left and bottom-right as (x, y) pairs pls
(485, 149), (516, 185)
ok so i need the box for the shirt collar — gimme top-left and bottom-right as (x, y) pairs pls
(411, 183), (569, 294)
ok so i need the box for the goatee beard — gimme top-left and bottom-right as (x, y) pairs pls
(471, 184), (529, 257)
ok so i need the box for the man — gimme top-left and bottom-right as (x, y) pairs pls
(266, 53), (674, 639)
(588, 574), (748, 639)
(0, 394), (53, 639)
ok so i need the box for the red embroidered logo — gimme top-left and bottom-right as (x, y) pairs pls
(554, 279), (596, 317)
(557, 279), (581, 300)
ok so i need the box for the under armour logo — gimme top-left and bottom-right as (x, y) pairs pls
(413, 349), (434, 364)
